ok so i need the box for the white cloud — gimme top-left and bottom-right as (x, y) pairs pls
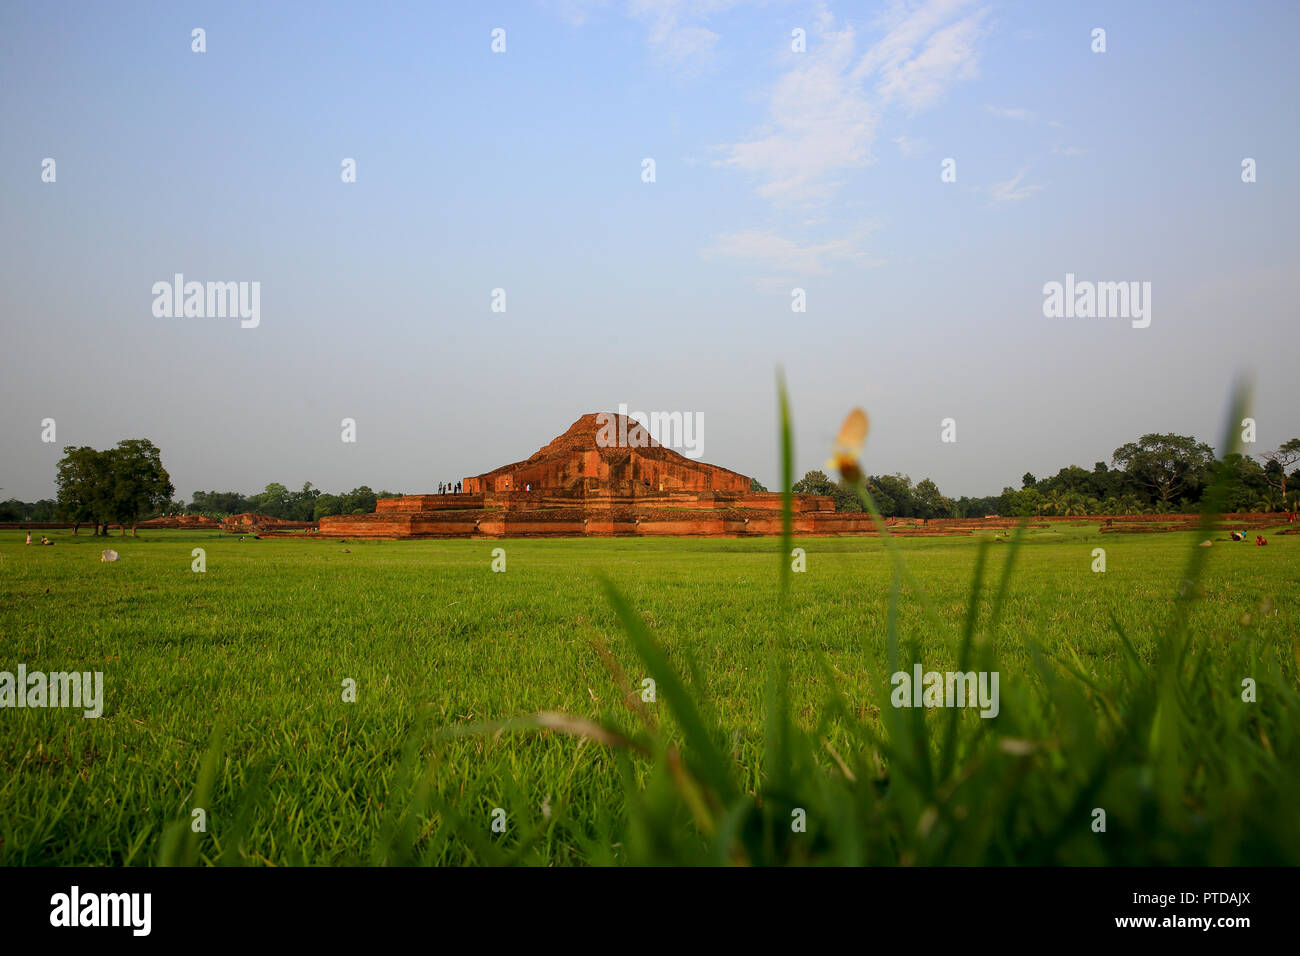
(553, 1), (734, 71)
(628, 0), (735, 72)
(985, 168), (1044, 202)
(716, 0), (990, 205)
(716, 26), (877, 204)
(893, 133), (930, 156)
(865, 3), (990, 111)
(703, 225), (880, 276)
(545, 0), (610, 27)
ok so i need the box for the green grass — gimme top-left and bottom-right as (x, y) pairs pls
(1, 519), (1296, 865)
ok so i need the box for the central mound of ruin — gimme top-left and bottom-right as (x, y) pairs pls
(317, 412), (879, 538)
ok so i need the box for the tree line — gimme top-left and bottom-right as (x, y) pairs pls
(791, 434), (1300, 519)
(186, 484), (403, 522)
(3, 451), (401, 529)
(3, 432), (1296, 527)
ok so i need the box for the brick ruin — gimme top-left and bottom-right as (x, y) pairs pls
(313, 413), (1294, 540)
(318, 413), (873, 538)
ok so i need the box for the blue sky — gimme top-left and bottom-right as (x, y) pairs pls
(1, 0), (1296, 501)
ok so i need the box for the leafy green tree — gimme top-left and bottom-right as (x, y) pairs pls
(313, 494), (343, 521)
(1216, 453), (1268, 512)
(287, 482), (321, 521)
(953, 495), (1000, 518)
(999, 486), (1045, 517)
(339, 486), (378, 515)
(749, 478), (768, 493)
(255, 482), (292, 518)
(1090, 462), (1120, 499)
(913, 478), (954, 519)
(30, 499), (58, 521)
(1263, 438), (1300, 505)
(56, 446), (111, 534)
(1112, 434), (1215, 507)
(870, 474), (918, 517)
(106, 439), (174, 536)
(793, 470), (861, 513)
(188, 490), (255, 516)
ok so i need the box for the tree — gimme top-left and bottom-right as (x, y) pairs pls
(56, 446), (111, 534)
(999, 486), (1045, 517)
(189, 490), (255, 516)
(106, 439), (174, 536)
(256, 482), (291, 518)
(870, 474), (918, 517)
(792, 470), (861, 513)
(1262, 438), (1300, 506)
(1021, 472), (1037, 489)
(749, 478), (768, 493)
(1217, 453), (1268, 512)
(1112, 434), (1215, 507)
(913, 478), (954, 519)
(339, 486), (378, 515)
(313, 494), (343, 521)
(287, 482), (321, 521)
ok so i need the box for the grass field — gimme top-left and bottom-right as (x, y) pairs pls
(1, 522), (1297, 865)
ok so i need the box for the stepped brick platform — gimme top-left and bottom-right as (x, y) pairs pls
(319, 413), (862, 539)
(315, 413), (1294, 540)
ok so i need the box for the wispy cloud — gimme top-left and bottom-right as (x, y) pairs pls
(628, 0), (736, 73)
(983, 104), (1035, 121)
(861, 0), (990, 111)
(553, 0), (735, 72)
(715, 25), (877, 204)
(985, 167), (1044, 202)
(893, 133), (930, 157)
(703, 225), (880, 276)
(546, 0), (611, 27)
(715, 0), (990, 206)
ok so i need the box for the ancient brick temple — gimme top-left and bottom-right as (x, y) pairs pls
(317, 413), (877, 538)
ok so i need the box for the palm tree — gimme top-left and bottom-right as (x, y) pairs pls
(1046, 489), (1066, 516)
(1255, 489), (1281, 513)
(1063, 491), (1088, 516)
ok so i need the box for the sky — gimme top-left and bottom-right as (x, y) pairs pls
(1, 0), (1297, 502)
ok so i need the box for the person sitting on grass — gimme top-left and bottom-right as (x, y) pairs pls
(1256, 535), (1268, 546)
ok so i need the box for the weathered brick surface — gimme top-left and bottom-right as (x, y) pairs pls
(221, 513), (316, 534)
(462, 414), (748, 495)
